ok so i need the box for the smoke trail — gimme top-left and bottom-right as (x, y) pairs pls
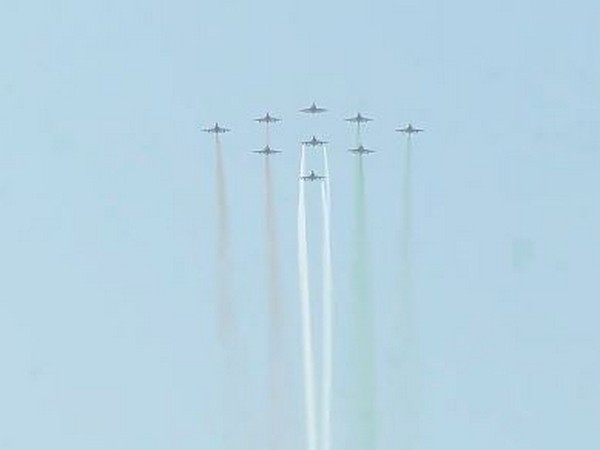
(266, 123), (271, 148)
(355, 124), (362, 147)
(320, 148), (333, 450)
(396, 134), (418, 449)
(264, 156), (286, 450)
(352, 155), (376, 450)
(214, 133), (244, 450)
(215, 134), (234, 341)
(264, 157), (282, 327)
(401, 136), (413, 302)
(298, 145), (318, 450)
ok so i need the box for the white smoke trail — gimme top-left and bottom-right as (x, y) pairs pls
(298, 145), (317, 450)
(322, 146), (331, 204)
(320, 147), (333, 450)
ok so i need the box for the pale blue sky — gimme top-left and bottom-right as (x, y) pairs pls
(0, 1), (598, 449)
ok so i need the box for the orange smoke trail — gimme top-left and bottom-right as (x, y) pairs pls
(215, 134), (234, 341)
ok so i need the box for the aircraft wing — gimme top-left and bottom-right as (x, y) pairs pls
(256, 150), (281, 154)
(301, 106), (326, 113)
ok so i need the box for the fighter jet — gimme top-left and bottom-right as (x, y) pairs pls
(254, 113), (281, 124)
(253, 145), (281, 155)
(300, 102), (327, 114)
(348, 144), (375, 155)
(345, 113), (373, 124)
(202, 123), (231, 134)
(396, 124), (423, 134)
(302, 136), (328, 147)
(300, 170), (326, 181)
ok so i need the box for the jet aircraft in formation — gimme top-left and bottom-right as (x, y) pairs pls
(345, 113), (373, 124)
(300, 102), (327, 114)
(202, 123), (230, 134)
(396, 124), (423, 134)
(348, 145), (375, 155)
(254, 113), (281, 124)
(253, 145), (281, 155)
(300, 170), (326, 181)
(202, 109), (422, 148)
(302, 136), (328, 147)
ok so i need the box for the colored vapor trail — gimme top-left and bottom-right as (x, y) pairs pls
(352, 155), (375, 450)
(266, 122), (272, 147)
(264, 156), (286, 450)
(320, 148), (333, 450)
(401, 136), (413, 303)
(355, 126), (362, 147)
(298, 145), (318, 450)
(396, 134), (419, 449)
(214, 132), (245, 450)
(215, 134), (234, 341)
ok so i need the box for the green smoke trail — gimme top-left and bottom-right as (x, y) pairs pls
(264, 157), (282, 324)
(264, 156), (286, 450)
(352, 155), (376, 450)
(396, 134), (419, 449)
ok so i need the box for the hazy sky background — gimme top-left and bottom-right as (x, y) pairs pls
(0, 0), (598, 449)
